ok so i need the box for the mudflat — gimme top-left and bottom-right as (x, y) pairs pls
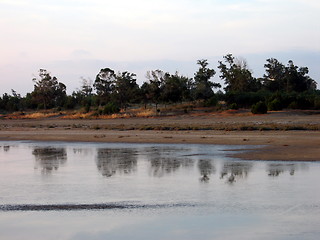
(0, 110), (319, 161)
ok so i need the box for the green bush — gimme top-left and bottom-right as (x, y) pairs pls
(267, 99), (282, 111)
(229, 103), (239, 110)
(251, 101), (268, 114)
(314, 97), (320, 110)
(204, 96), (218, 107)
(102, 102), (120, 115)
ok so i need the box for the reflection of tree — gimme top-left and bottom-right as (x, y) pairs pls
(32, 147), (67, 174)
(198, 159), (215, 182)
(220, 162), (253, 183)
(267, 163), (296, 177)
(3, 146), (10, 152)
(145, 147), (194, 177)
(96, 148), (138, 177)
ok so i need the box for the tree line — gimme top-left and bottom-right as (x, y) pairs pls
(0, 54), (319, 114)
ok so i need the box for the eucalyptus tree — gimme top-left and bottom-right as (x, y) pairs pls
(218, 54), (260, 93)
(93, 68), (116, 105)
(263, 58), (317, 92)
(31, 69), (66, 109)
(161, 72), (192, 103)
(193, 59), (220, 100)
(113, 71), (140, 110)
(143, 69), (166, 109)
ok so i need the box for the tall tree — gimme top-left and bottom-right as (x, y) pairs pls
(263, 58), (286, 91)
(144, 69), (166, 109)
(218, 54), (260, 93)
(193, 59), (220, 100)
(93, 68), (116, 104)
(113, 71), (140, 110)
(31, 69), (66, 109)
(263, 59), (317, 92)
(161, 72), (192, 103)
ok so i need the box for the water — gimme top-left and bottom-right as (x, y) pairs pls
(0, 141), (319, 240)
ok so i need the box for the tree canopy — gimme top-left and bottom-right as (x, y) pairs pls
(0, 55), (318, 114)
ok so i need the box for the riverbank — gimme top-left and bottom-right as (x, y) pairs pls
(0, 110), (319, 161)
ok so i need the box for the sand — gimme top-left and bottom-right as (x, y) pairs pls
(0, 110), (319, 161)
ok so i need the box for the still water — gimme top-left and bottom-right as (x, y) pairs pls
(0, 141), (319, 240)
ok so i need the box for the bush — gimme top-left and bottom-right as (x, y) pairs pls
(229, 103), (239, 110)
(204, 96), (218, 107)
(314, 97), (320, 110)
(268, 99), (282, 111)
(102, 102), (120, 115)
(251, 101), (268, 114)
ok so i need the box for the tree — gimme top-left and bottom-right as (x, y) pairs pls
(263, 59), (317, 92)
(79, 77), (93, 97)
(93, 68), (116, 104)
(193, 59), (220, 100)
(113, 71), (140, 110)
(218, 54), (260, 93)
(284, 60), (317, 92)
(161, 72), (192, 103)
(143, 69), (166, 109)
(72, 78), (94, 109)
(31, 69), (66, 109)
(263, 58), (286, 91)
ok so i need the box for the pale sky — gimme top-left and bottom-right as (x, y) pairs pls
(1, 0), (319, 95)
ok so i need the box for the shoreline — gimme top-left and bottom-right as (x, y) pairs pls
(1, 127), (320, 161)
(1, 111), (320, 162)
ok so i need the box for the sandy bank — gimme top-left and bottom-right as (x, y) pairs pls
(1, 111), (320, 161)
(0, 127), (319, 161)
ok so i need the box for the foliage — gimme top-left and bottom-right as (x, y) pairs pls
(102, 102), (120, 115)
(31, 69), (67, 109)
(0, 55), (319, 114)
(93, 68), (116, 105)
(193, 59), (220, 100)
(203, 95), (218, 107)
(251, 101), (268, 114)
(225, 91), (270, 108)
(229, 103), (239, 110)
(114, 71), (140, 110)
(218, 54), (261, 93)
(267, 99), (283, 111)
(263, 59), (317, 92)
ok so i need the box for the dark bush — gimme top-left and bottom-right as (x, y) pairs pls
(102, 102), (120, 115)
(267, 99), (283, 111)
(251, 101), (268, 114)
(314, 97), (320, 110)
(229, 103), (239, 110)
(204, 96), (218, 107)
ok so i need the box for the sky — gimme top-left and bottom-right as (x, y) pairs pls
(0, 0), (319, 95)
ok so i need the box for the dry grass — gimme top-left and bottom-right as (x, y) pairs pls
(133, 108), (156, 117)
(23, 112), (61, 119)
(60, 112), (94, 119)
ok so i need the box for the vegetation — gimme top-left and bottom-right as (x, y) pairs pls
(0, 54), (318, 116)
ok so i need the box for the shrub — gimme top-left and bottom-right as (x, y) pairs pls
(268, 99), (282, 111)
(251, 101), (268, 114)
(314, 97), (320, 110)
(229, 103), (239, 110)
(204, 96), (218, 107)
(102, 102), (120, 115)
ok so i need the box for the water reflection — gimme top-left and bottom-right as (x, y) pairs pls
(96, 148), (138, 177)
(220, 162), (253, 183)
(145, 147), (194, 177)
(198, 159), (216, 182)
(32, 147), (67, 174)
(267, 163), (296, 177)
(0, 145), (11, 152)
